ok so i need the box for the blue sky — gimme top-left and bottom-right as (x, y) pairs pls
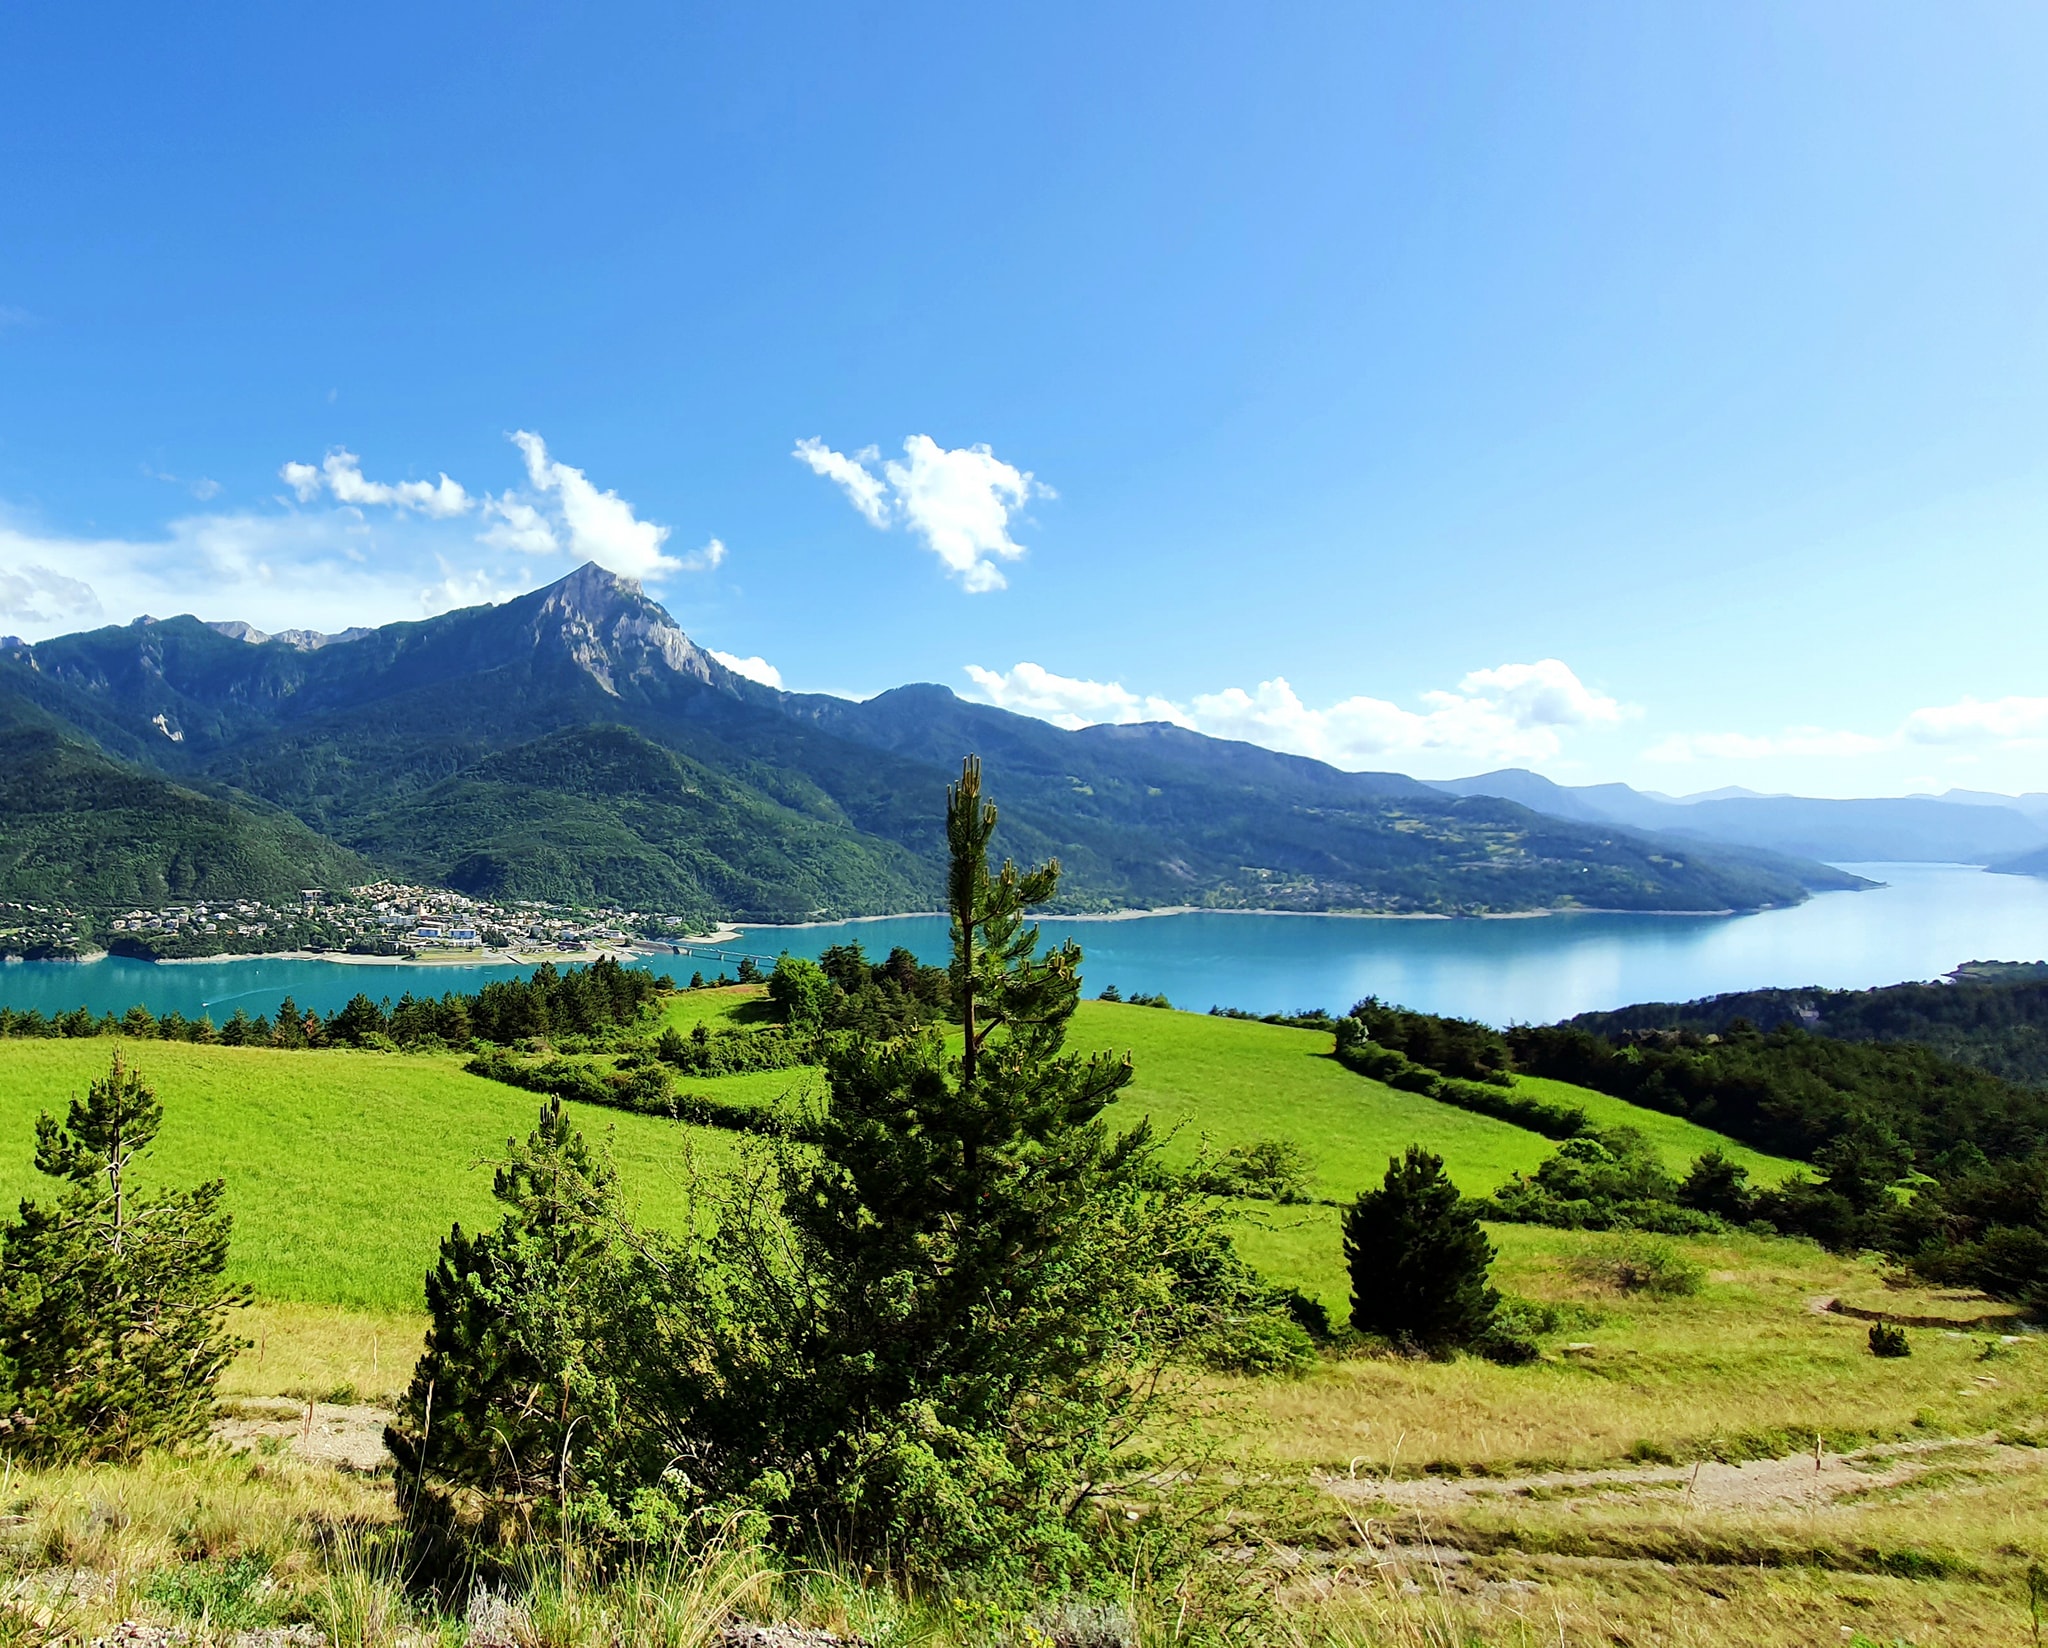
(2, 3), (2046, 798)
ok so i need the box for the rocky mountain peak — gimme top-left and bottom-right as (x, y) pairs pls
(522, 561), (744, 698)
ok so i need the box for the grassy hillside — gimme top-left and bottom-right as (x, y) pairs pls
(0, 996), (1792, 1316)
(2, 1008), (2038, 1647)
(0, 1039), (740, 1311)
(1073, 999), (1796, 1188)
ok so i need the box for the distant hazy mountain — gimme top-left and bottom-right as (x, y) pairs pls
(0, 564), (1865, 924)
(1432, 768), (2048, 864)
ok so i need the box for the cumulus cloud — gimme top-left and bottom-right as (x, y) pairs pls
(795, 434), (1047, 592)
(963, 662), (1191, 731)
(0, 564), (103, 628)
(794, 438), (889, 526)
(0, 506), (499, 639)
(964, 658), (1627, 769)
(710, 650), (784, 689)
(281, 449), (472, 518)
(0, 431), (730, 642)
(478, 494), (559, 556)
(510, 430), (678, 578)
(273, 433), (721, 586)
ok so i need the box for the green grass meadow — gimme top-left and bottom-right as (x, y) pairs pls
(0, 1039), (743, 1311)
(0, 990), (1792, 1317)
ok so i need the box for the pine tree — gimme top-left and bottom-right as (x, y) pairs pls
(391, 758), (1265, 1574)
(0, 1051), (248, 1459)
(1344, 1145), (1500, 1353)
(385, 1100), (677, 1540)
(759, 755), (1230, 1571)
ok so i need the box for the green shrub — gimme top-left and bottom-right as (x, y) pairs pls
(1568, 1237), (1706, 1298)
(1186, 1137), (1315, 1203)
(1869, 1320), (1911, 1358)
(1483, 1129), (1721, 1235)
(392, 759), (1281, 1581)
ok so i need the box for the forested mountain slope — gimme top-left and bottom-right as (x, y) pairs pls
(0, 688), (368, 910)
(0, 563), (1868, 918)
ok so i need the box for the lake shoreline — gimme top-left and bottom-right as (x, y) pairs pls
(0, 866), (2027, 1027)
(739, 902), (1754, 934)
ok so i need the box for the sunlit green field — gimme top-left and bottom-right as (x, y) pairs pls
(1, 994), (2030, 1647)
(1070, 999), (1797, 1192)
(0, 1039), (740, 1311)
(0, 990), (1790, 1317)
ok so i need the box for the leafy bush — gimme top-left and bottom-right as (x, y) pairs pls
(657, 1022), (817, 1077)
(1348, 998), (1513, 1084)
(1331, 1019), (1586, 1138)
(1869, 1320), (1911, 1358)
(393, 758), (1291, 1581)
(1567, 1237), (1706, 1298)
(1483, 1130), (1721, 1234)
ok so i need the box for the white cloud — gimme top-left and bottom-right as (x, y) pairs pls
(964, 657), (1627, 769)
(0, 505), (529, 640)
(795, 433), (1047, 592)
(710, 650), (783, 689)
(1646, 693), (2048, 765)
(273, 433), (722, 583)
(510, 430), (678, 579)
(1900, 695), (2048, 746)
(0, 431), (729, 642)
(280, 448), (472, 518)
(794, 438), (889, 526)
(963, 662), (1191, 731)
(478, 494), (560, 556)
(0, 564), (103, 628)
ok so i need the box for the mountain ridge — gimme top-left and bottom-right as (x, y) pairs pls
(0, 564), (1874, 924)
(1432, 766), (2048, 865)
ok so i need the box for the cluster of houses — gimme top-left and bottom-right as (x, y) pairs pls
(0, 878), (699, 963)
(355, 882), (637, 954)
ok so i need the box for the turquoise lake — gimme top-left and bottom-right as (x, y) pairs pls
(1, 862), (2043, 1026)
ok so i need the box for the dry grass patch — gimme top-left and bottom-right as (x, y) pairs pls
(221, 1302), (428, 1407)
(1234, 1227), (2048, 1473)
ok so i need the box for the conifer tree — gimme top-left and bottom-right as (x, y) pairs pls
(393, 758), (1269, 1574)
(0, 1051), (248, 1458)
(757, 755), (1230, 1570)
(1344, 1145), (1500, 1353)
(387, 1101), (662, 1537)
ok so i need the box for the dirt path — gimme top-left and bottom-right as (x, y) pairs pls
(214, 1398), (395, 1473)
(1322, 1431), (2022, 1516)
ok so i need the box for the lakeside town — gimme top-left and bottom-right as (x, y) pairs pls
(0, 884), (736, 966)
